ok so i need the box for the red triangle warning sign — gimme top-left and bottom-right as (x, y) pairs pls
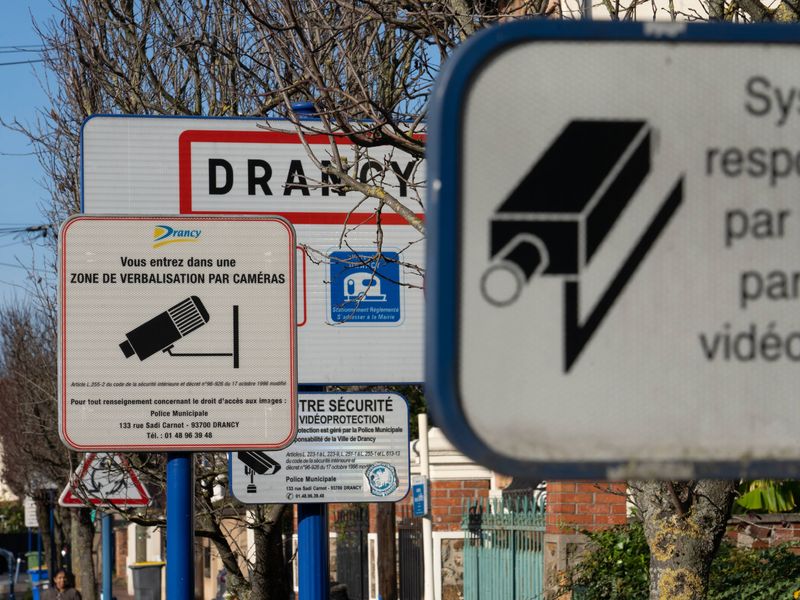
(59, 453), (150, 508)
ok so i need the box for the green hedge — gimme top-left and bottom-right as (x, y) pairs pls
(567, 521), (800, 600)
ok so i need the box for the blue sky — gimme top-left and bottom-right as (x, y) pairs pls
(0, 1), (58, 305)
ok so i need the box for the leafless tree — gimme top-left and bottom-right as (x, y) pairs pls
(6, 2), (541, 599)
(0, 304), (99, 599)
(596, 0), (800, 21)
(4, 1), (779, 599)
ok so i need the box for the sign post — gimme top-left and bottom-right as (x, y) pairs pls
(229, 391), (410, 600)
(167, 453), (194, 599)
(79, 115), (420, 597)
(102, 513), (112, 600)
(294, 384), (328, 600)
(427, 21), (800, 479)
(297, 503), (329, 600)
(59, 452), (151, 600)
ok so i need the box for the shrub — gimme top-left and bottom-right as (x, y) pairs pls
(0, 501), (25, 534)
(567, 521), (649, 600)
(565, 521), (800, 600)
(707, 542), (800, 600)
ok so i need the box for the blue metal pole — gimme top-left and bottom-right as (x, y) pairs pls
(166, 452), (194, 600)
(296, 384), (328, 600)
(35, 528), (41, 599)
(102, 513), (113, 600)
(36, 529), (41, 573)
(297, 504), (329, 600)
(48, 501), (55, 574)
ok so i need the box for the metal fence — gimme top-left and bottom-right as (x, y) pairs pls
(398, 506), (423, 600)
(334, 505), (370, 600)
(462, 496), (546, 600)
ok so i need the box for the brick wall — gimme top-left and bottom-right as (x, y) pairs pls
(396, 479), (490, 532)
(430, 480), (489, 531)
(545, 481), (627, 534)
(726, 514), (800, 549)
(544, 481), (628, 597)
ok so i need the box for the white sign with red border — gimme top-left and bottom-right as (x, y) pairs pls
(58, 215), (297, 451)
(59, 453), (150, 508)
(81, 116), (425, 384)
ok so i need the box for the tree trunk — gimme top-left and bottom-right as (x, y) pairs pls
(34, 497), (54, 579)
(56, 506), (72, 572)
(376, 503), (397, 600)
(205, 529), (250, 600)
(251, 505), (291, 600)
(631, 480), (735, 600)
(72, 508), (98, 600)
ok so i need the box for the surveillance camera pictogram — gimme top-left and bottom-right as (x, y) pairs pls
(481, 120), (683, 371)
(119, 296), (240, 367)
(239, 451), (282, 494)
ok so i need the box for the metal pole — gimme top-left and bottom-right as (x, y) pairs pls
(102, 513), (113, 600)
(49, 498), (56, 575)
(297, 504), (329, 600)
(1, 550), (15, 600)
(166, 452), (194, 600)
(36, 527), (41, 575)
(419, 414), (435, 600)
(12, 557), (20, 600)
(296, 384), (328, 599)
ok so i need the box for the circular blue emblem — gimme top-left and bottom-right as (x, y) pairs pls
(365, 463), (398, 497)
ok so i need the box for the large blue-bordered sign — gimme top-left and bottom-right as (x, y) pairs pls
(427, 21), (800, 480)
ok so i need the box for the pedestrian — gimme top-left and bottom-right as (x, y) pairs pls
(43, 568), (82, 600)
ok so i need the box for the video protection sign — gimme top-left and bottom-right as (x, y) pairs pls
(229, 392), (410, 504)
(58, 216), (297, 451)
(427, 22), (800, 479)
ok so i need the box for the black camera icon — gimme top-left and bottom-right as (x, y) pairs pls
(120, 296), (209, 360)
(480, 119), (683, 372)
(119, 297), (240, 368)
(481, 120), (652, 307)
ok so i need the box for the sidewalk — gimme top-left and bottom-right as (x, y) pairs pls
(0, 572), (30, 595)
(0, 576), (136, 600)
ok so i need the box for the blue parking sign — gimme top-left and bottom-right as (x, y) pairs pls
(329, 250), (402, 324)
(411, 475), (428, 517)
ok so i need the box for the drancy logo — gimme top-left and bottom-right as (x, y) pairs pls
(480, 120), (684, 372)
(153, 225), (202, 248)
